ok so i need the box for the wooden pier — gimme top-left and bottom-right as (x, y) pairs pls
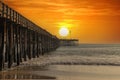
(0, 1), (59, 71)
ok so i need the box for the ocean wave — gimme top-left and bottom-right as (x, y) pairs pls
(22, 45), (120, 67)
(48, 55), (120, 66)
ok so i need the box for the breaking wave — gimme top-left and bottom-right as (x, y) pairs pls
(23, 44), (120, 66)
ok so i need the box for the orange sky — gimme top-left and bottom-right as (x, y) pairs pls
(3, 0), (120, 43)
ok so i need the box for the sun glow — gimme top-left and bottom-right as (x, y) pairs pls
(59, 27), (69, 37)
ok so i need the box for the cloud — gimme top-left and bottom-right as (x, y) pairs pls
(4, 0), (120, 15)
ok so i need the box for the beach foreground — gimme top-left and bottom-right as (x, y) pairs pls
(0, 44), (120, 80)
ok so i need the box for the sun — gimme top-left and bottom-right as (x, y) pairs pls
(59, 27), (69, 37)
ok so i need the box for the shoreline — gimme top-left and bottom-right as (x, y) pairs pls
(1, 45), (120, 80)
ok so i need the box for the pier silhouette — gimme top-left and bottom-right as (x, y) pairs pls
(0, 1), (59, 71)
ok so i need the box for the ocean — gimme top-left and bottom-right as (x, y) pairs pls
(50, 44), (120, 66)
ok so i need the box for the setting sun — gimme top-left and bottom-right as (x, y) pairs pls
(3, 0), (120, 43)
(59, 27), (69, 37)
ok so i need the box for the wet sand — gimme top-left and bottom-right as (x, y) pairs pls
(1, 65), (120, 80)
(45, 65), (120, 80)
(1, 44), (120, 80)
(47, 65), (120, 80)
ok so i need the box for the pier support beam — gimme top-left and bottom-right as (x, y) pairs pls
(0, 1), (60, 71)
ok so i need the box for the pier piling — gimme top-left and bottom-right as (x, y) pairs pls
(0, 1), (59, 71)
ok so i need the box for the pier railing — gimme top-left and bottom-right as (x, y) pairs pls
(0, 1), (59, 71)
